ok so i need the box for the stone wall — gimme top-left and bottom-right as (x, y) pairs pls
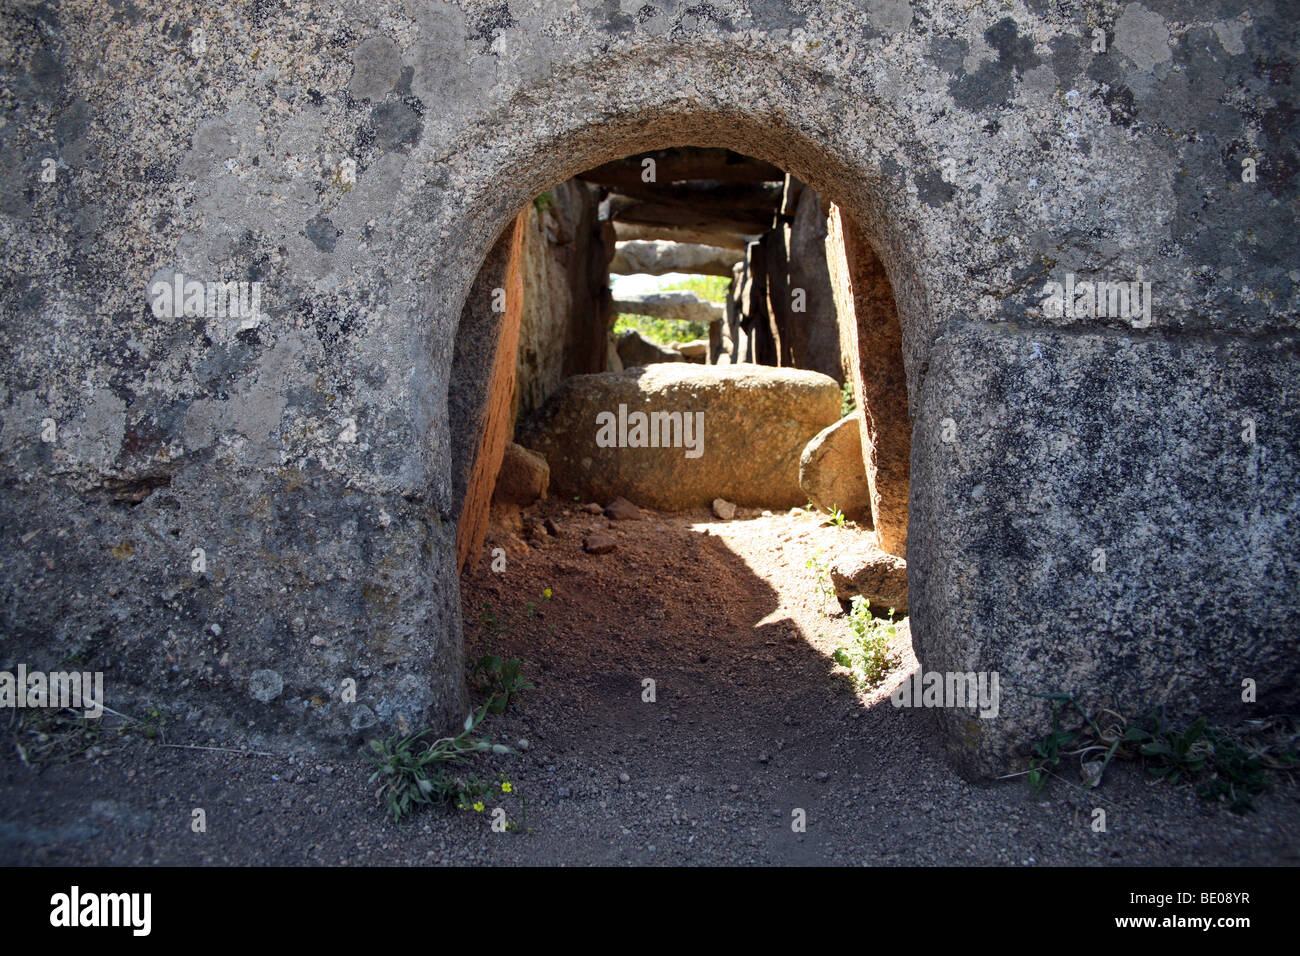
(741, 178), (845, 383)
(1, 0), (1295, 777)
(827, 206), (911, 557)
(452, 222), (522, 574)
(513, 178), (613, 424)
(456, 177), (611, 572)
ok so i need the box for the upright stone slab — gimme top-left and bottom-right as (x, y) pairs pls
(828, 208), (911, 558)
(453, 223), (525, 573)
(910, 322), (1300, 778)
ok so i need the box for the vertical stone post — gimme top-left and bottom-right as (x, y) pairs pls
(451, 221), (525, 572)
(826, 206), (911, 557)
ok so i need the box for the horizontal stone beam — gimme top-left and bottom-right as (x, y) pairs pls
(604, 180), (784, 216)
(578, 148), (785, 189)
(605, 196), (773, 235)
(612, 221), (756, 251)
(610, 240), (742, 277)
(612, 289), (725, 324)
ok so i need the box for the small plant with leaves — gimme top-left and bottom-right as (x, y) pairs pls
(831, 596), (900, 689)
(805, 551), (836, 602)
(453, 775), (493, 811)
(1127, 714), (1211, 783)
(491, 776), (533, 834)
(822, 505), (847, 528)
(470, 591), (549, 713)
(1193, 727), (1273, 813)
(613, 312), (709, 345)
(840, 382), (856, 418)
(12, 702), (165, 767)
(469, 652), (535, 714)
(1013, 696), (1298, 813)
(1125, 711), (1285, 812)
(367, 699), (513, 822)
(1023, 693), (1097, 792)
(658, 274), (729, 304)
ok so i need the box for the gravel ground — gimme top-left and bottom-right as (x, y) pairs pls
(3, 503), (1297, 866)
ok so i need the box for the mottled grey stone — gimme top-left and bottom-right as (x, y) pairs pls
(1114, 3), (1172, 73)
(911, 321), (1300, 778)
(350, 37), (403, 101)
(610, 241), (741, 277)
(0, 0), (1292, 779)
(249, 669), (284, 703)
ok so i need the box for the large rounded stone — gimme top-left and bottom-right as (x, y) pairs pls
(492, 441), (549, 505)
(799, 414), (873, 520)
(517, 364), (841, 509)
(616, 329), (685, 367)
(830, 543), (908, 614)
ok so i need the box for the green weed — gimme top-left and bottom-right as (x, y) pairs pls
(805, 551), (837, 602)
(657, 274), (729, 303)
(1015, 695), (1298, 813)
(367, 700), (512, 822)
(840, 382), (856, 418)
(831, 597), (901, 689)
(613, 313), (709, 345)
(822, 505), (847, 528)
(469, 652), (535, 715)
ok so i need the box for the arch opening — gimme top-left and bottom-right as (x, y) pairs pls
(451, 140), (913, 562)
(448, 141), (918, 784)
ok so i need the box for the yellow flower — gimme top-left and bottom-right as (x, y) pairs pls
(542, 588), (552, 599)
(501, 781), (513, 793)
(472, 801), (485, 812)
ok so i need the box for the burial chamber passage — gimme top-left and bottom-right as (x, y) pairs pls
(2, 2), (1296, 780)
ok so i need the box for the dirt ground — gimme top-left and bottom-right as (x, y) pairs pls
(2, 500), (1297, 866)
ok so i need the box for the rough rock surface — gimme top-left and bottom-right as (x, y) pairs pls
(911, 322), (1300, 778)
(0, 0), (1295, 779)
(613, 290), (725, 325)
(799, 415), (873, 520)
(616, 329), (685, 367)
(671, 339), (709, 362)
(830, 543), (909, 615)
(492, 442), (549, 506)
(454, 224), (524, 575)
(516, 364), (840, 510)
(604, 496), (642, 521)
(583, 533), (617, 555)
(736, 237), (775, 365)
(514, 179), (613, 422)
(827, 208), (910, 558)
(783, 182), (843, 382)
(610, 240), (741, 277)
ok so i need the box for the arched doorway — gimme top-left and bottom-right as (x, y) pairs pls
(438, 136), (922, 760)
(389, 43), (987, 777)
